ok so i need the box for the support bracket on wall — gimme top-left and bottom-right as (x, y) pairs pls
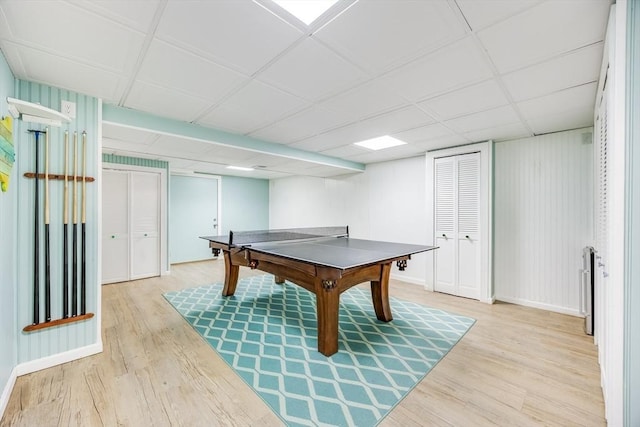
(7, 97), (71, 127)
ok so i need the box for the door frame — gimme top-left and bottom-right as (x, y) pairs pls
(101, 163), (168, 276)
(425, 141), (493, 303)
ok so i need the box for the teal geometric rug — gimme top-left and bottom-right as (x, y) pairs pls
(163, 275), (475, 427)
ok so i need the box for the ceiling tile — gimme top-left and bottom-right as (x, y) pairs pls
(197, 80), (309, 134)
(455, 0), (543, 31)
(358, 106), (435, 136)
(102, 137), (153, 154)
(289, 105), (434, 152)
(463, 122), (531, 143)
(412, 134), (470, 152)
(156, 0), (303, 75)
(477, 0), (611, 73)
(0, 7), (11, 39)
(444, 104), (522, 133)
(315, 0), (466, 72)
(501, 43), (603, 102)
(257, 37), (366, 101)
(419, 79), (509, 120)
(125, 80), (211, 122)
(197, 145), (258, 164)
(381, 37), (493, 102)
(249, 106), (348, 144)
(517, 82), (597, 134)
(289, 122), (377, 151)
(240, 153), (293, 168)
(137, 39), (248, 103)
(319, 80), (408, 123)
(1, 0), (144, 73)
(392, 123), (462, 144)
(320, 144), (369, 159)
(4, 42), (125, 102)
(528, 108), (595, 136)
(67, 0), (162, 32)
(345, 143), (425, 164)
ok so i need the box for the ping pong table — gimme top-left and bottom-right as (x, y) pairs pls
(201, 226), (436, 356)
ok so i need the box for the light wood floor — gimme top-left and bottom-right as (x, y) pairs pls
(1, 260), (606, 426)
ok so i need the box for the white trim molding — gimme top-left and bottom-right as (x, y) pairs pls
(15, 343), (103, 377)
(0, 367), (17, 421)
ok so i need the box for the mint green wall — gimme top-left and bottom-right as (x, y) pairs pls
(0, 48), (17, 410)
(220, 176), (269, 234)
(14, 80), (99, 362)
(625, 1), (640, 424)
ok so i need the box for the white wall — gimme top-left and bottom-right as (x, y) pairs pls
(494, 128), (594, 315)
(269, 156), (427, 285)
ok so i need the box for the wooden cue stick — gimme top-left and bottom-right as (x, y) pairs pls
(81, 131), (87, 315)
(63, 131), (69, 318)
(72, 131), (78, 317)
(44, 128), (51, 322)
(31, 130), (41, 325)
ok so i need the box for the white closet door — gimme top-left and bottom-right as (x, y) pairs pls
(434, 157), (456, 294)
(457, 152), (481, 299)
(130, 172), (160, 280)
(102, 170), (129, 284)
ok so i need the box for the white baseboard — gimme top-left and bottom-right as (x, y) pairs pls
(496, 295), (582, 317)
(0, 366), (17, 422)
(15, 341), (103, 377)
(390, 273), (425, 287)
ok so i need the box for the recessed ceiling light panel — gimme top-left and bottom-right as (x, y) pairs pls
(272, 0), (339, 25)
(353, 135), (407, 151)
(227, 165), (254, 171)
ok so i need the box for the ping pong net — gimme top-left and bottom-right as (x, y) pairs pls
(228, 226), (349, 248)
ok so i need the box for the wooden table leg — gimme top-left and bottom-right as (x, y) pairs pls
(222, 250), (240, 296)
(316, 279), (340, 356)
(370, 263), (393, 322)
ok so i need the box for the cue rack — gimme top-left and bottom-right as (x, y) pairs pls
(22, 128), (95, 332)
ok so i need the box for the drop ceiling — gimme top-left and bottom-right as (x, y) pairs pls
(0, 0), (611, 178)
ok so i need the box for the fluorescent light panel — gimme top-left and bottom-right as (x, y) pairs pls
(227, 165), (254, 171)
(354, 135), (407, 151)
(272, 0), (339, 25)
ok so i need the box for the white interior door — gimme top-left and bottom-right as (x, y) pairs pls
(102, 170), (129, 284)
(170, 174), (219, 264)
(130, 171), (160, 280)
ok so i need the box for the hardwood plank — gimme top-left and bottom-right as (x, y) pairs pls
(0, 259), (605, 426)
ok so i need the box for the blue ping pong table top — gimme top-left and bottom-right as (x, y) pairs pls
(202, 235), (436, 270)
